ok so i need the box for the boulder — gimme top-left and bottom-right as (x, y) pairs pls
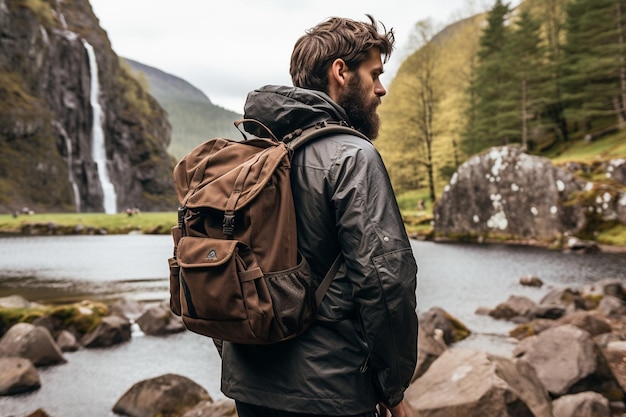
(181, 399), (237, 417)
(489, 295), (536, 321)
(513, 325), (624, 400)
(406, 349), (553, 417)
(597, 295), (626, 317)
(110, 298), (145, 321)
(528, 304), (566, 320)
(509, 319), (557, 340)
(585, 278), (625, 301)
(0, 295), (41, 309)
(519, 275), (544, 288)
(419, 307), (470, 345)
(25, 410), (52, 417)
(0, 323), (66, 366)
(433, 145), (588, 243)
(0, 357), (40, 395)
(81, 315), (131, 348)
(552, 391), (610, 417)
(564, 237), (599, 254)
(602, 342), (626, 392)
(540, 288), (584, 309)
(113, 373), (212, 417)
(413, 325), (447, 381)
(136, 304), (185, 336)
(556, 311), (612, 336)
(56, 330), (79, 352)
(31, 314), (65, 339)
(606, 158), (626, 186)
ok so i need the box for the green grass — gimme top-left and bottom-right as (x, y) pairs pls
(550, 130), (626, 164)
(595, 224), (626, 246)
(0, 212), (177, 235)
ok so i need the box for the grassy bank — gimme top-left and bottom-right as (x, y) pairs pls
(1, 208), (624, 248)
(0, 212), (177, 235)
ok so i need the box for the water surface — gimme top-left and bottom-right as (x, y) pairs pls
(0, 235), (624, 417)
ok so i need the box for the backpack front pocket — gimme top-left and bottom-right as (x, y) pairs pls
(176, 236), (274, 342)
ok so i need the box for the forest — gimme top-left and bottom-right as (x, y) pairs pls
(376, 0), (626, 205)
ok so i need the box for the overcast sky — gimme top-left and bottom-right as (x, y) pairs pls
(89, 0), (492, 113)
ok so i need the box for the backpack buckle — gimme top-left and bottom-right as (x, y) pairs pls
(223, 212), (235, 237)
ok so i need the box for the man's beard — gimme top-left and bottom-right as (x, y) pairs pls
(337, 75), (381, 140)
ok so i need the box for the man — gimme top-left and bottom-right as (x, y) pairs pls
(220, 15), (418, 417)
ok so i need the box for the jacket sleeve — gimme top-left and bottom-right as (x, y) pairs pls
(330, 137), (418, 406)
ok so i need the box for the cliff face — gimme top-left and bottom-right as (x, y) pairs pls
(0, 0), (177, 213)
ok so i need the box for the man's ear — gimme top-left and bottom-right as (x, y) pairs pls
(330, 58), (348, 85)
(327, 58), (349, 102)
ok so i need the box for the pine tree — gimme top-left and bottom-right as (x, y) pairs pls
(507, 11), (546, 150)
(561, 0), (626, 134)
(462, 0), (515, 155)
(539, 0), (570, 143)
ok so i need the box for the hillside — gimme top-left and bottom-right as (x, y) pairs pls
(376, 13), (486, 197)
(124, 59), (242, 159)
(377, 0), (626, 198)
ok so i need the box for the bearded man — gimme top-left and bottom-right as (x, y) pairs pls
(220, 15), (418, 417)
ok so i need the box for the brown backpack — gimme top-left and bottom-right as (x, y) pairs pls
(168, 120), (366, 344)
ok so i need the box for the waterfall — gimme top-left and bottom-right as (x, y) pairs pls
(83, 40), (117, 214)
(60, 127), (80, 212)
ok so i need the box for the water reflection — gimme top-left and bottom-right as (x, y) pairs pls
(0, 234), (172, 303)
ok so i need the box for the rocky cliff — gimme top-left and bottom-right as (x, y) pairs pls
(0, 0), (177, 213)
(434, 145), (626, 248)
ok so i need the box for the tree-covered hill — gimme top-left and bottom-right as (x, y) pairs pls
(376, 0), (626, 202)
(123, 58), (242, 160)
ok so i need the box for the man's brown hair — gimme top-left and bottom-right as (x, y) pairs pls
(290, 14), (395, 92)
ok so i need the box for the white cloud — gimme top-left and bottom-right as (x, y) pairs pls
(89, 0), (482, 112)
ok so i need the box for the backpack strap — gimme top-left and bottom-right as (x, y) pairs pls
(286, 122), (363, 306)
(315, 252), (344, 306)
(284, 121), (369, 151)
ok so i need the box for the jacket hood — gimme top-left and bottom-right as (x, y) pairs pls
(243, 85), (350, 140)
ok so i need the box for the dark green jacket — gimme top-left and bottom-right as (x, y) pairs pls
(221, 85), (418, 415)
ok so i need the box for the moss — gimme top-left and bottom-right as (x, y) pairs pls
(581, 293), (603, 310)
(117, 64), (152, 117)
(49, 301), (109, 335)
(595, 223), (626, 246)
(443, 311), (471, 342)
(509, 322), (535, 340)
(18, 0), (57, 27)
(567, 184), (624, 240)
(0, 307), (46, 334)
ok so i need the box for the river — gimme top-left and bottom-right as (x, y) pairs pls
(0, 235), (624, 417)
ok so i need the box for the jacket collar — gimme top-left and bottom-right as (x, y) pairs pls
(243, 85), (350, 140)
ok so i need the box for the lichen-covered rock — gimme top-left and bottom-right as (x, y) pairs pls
(434, 145), (625, 246)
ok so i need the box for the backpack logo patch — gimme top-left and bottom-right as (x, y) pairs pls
(206, 249), (217, 260)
